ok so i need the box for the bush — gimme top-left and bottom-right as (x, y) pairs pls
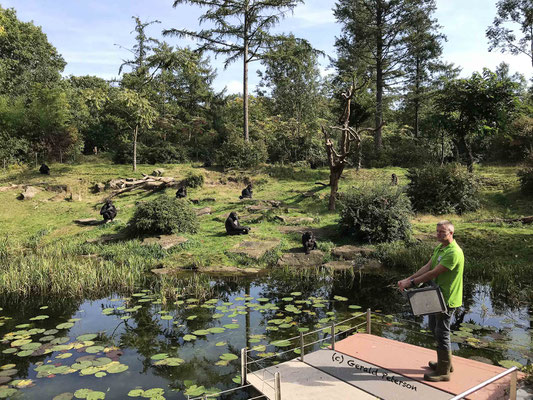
(215, 134), (267, 169)
(129, 196), (199, 235)
(375, 240), (434, 272)
(339, 185), (412, 243)
(112, 142), (148, 165)
(144, 142), (188, 164)
(517, 168), (533, 195)
(183, 171), (204, 188)
(406, 163), (480, 214)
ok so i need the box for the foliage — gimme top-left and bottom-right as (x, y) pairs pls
(129, 196), (199, 235)
(339, 185), (413, 243)
(143, 141), (188, 164)
(517, 167), (533, 194)
(0, 6), (65, 97)
(406, 163), (480, 214)
(183, 171), (204, 189)
(486, 0), (532, 65)
(215, 134), (267, 169)
(375, 240), (434, 272)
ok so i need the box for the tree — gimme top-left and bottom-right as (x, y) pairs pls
(334, 0), (424, 151)
(164, 0), (303, 142)
(401, 0), (446, 138)
(322, 80), (381, 210)
(436, 68), (521, 171)
(0, 6), (65, 97)
(486, 0), (533, 67)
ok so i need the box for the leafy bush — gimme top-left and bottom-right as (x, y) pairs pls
(215, 134), (267, 169)
(183, 171), (204, 188)
(112, 142), (148, 165)
(129, 196), (198, 235)
(517, 168), (533, 195)
(144, 142), (188, 164)
(375, 240), (434, 272)
(339, 185), (412, 243)
(406, 163), (480, 214)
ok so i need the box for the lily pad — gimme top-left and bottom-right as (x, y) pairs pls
(143, 388), (165, 397)
(223, 323), (239, 329)
(85, 346), (105, 354)
(151, 353), (169, 360)
(127, 389), (144, 397)
(56, 322), (75, 330)
(271, 339), (291, 347)
(106, 363), (128, 373)
(53, 393), (74, 400)
(183, 334), (197, 341)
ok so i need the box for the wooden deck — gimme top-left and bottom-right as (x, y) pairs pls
(247, 334), (523, 400)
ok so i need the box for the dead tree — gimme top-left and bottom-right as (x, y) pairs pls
(322, 82), (381, 211)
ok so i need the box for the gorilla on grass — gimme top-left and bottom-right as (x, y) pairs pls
(302, 231), (317, 254)
(39, 164), (50, 175)
(239, 184), (253, 200)
(225, 212), (250, 235)
(100, 199), (117, 222)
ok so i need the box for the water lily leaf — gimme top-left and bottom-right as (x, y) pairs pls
(51, 337), (70, 344)
(251, 345), (266, 352)
(232, 375), (241, 384)
(348, 305), (362, 310)
(39, 335), (55, 342)
(80, 366), (100, 376)
(498, 360), (523, 369)
(208, 327), (225, 334)
(56, 322), (74, 330)
(212, 313), (224, 319)
(127, 389), (144, 397)
(220, 353), (238, 361)
(106, 363), (128, 373)
(0, 388), (17, 398)
(56, 353), (73, 359)
(85, 346), (105, 354)
(282, 297), (293, 302)
(298, 327), (309, 333)
(215, 342), (226, 347)
(0, 369), (17, 377)
(290, 292), (302, 296)
(160, 315), (173, 320)
(86, 391), (105, 400)
(256, 298), (269, 302)
(30, 315), (49, 321)
(74, 388), (93, 399)
(151, 353), (169, 360)
(334, 295), (348, 302)
(0, 364), (15, 370)
(184, 385), (205, 397)
(271, 340), (291, 347)
(11, 338), (32, 347)
(183, 334), (197, 341)
(192, 329), (210, 336)
(15, 324), (31, 329)
(186, 315), (197, 320)
(20, 342), (41, 350)
(44, 329), (59, 335)
(223, 323), (239, 329)
(143, 388), (164, 397)
(16, 350), (34, 357)
(76, 334), (97, 342)
(53, 393), (74, 400)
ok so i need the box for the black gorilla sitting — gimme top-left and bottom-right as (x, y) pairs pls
(225, 212), (250, 235)
(391, 173), (398, 186)
(176, 185), (187, 198)
(39, 164), (50, 175)
(239, 184), (253, 200)
(302, 231), (317, 254)
(100, 199), (117, 222)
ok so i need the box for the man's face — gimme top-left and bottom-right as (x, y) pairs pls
(436, 226), (452, 242)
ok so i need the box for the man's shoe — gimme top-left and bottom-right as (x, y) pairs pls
(424, 349), (452, 382)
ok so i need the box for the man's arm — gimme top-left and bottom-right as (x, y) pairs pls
(397, 259), (431, 290)
(398, 264), (448, 291)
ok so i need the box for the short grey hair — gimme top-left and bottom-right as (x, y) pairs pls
(437, 220), (454, 234)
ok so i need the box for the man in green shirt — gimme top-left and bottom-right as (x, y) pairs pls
(398, 220), (464, 382)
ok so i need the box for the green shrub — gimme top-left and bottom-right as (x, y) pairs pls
(375, 240), (434, 272)
(406, 163), (480, 214)
(184, 171), (204, 188)
(215, 134), (267, 169)
(517, 168), (533, 195)
(144, 142), (188, 164)
(129, 196), (199, 235)
(339, 185), (412, 243)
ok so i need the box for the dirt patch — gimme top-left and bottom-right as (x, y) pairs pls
(277, 226), (337, 239)
(332, 245), (375, 260)
(227, 240), (281, 260)
(141, 235), (188, 250)
(277, 250), (324, 267)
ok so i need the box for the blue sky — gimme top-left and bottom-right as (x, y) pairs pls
(2, 0), (531, 93)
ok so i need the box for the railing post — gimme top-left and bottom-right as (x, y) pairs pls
(331, 322), (336, 350)
(510, 370), (517, 400)
(275, 371), (281, 400)
(366, 308), (371, 334)
(299, 331), (305, 361)
(241, 348), (247, 385)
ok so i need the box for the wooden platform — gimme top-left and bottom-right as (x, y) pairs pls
(247, 334), (523, 400)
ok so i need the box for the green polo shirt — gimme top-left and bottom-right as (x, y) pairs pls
(430, 240), (464, 308)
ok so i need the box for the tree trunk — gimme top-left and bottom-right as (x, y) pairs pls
(243, 4), (249, 142)
(414, 56), (421, 138)
(374, 1), (384, 151)
(328, 165), (344, 211)
(133, 124), (138, 172)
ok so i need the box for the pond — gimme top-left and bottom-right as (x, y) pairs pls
(0, 270), (531, 399)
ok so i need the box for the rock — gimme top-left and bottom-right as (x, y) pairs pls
(246, 205), (271, 212)
(86, 232), (129, 244)
(18, 186), (40, 200)
(48, 193), (66, 202)
(267, 200), (282, 208)
(152, 168), (165, 176)
(108, 179), (125, 190)
(91, 183), (106, 193)
(195, 207), (212, 216)
(227, 240), (281, 260)
(361, 259), (384, 270)
(275, 216), (315, 225)
(141, 235), (188, 250)
(240, 214), (264, 223)
(322, 260), (356, 270)
(46, 184), (68, 193)
(74, 218), (102, 226)
(277, 250), (324, 267)
(332, 245), (375, 260)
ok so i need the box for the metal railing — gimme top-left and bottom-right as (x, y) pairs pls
(449, 366), (518, 400)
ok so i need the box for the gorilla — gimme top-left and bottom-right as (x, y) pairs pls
(225, 212), (250, 235)
(176, 185), (187, 198)
(239, 184), (253, 200)
(100, 199), (117, 222)
(391, 173), (398, 186)
(302, 231), (317, 254)
(39, 164), (50, 175)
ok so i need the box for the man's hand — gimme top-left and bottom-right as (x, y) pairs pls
(397, 279), (411, 292)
